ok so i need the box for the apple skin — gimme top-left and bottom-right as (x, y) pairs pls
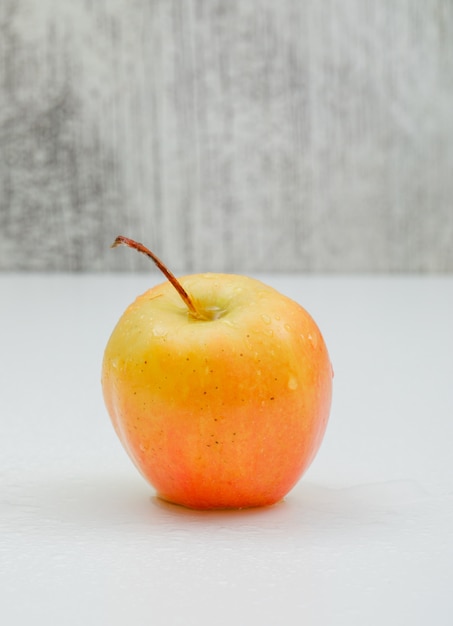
(102, 273), (333, 510)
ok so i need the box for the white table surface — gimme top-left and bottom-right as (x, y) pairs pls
(1, 273), (452, 625)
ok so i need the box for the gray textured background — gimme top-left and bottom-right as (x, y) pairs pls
(1, 0), (452, 273)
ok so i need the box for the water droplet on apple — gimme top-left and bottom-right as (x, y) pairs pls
(288, 377), (298, 390)
(203, 305), (225, 320)
(261, 314), (271, 324)
(223, 319), (237, 328)
(284, 323), (291, 333)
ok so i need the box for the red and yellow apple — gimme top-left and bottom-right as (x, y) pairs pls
(102, 237), (333, 509)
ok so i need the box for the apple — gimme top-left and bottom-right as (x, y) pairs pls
(102, 236), (333, 509)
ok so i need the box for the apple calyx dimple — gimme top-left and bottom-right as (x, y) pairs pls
(111, 235), (218, 322)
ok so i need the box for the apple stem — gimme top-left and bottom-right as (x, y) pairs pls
(111, 236), (206, 320)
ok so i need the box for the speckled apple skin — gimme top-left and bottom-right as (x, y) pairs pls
(102, 274), (333, 509)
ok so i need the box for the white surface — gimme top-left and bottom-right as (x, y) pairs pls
(1, 273), (452, 625)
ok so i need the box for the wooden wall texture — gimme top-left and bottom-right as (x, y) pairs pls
(1, 0), (452, 272)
